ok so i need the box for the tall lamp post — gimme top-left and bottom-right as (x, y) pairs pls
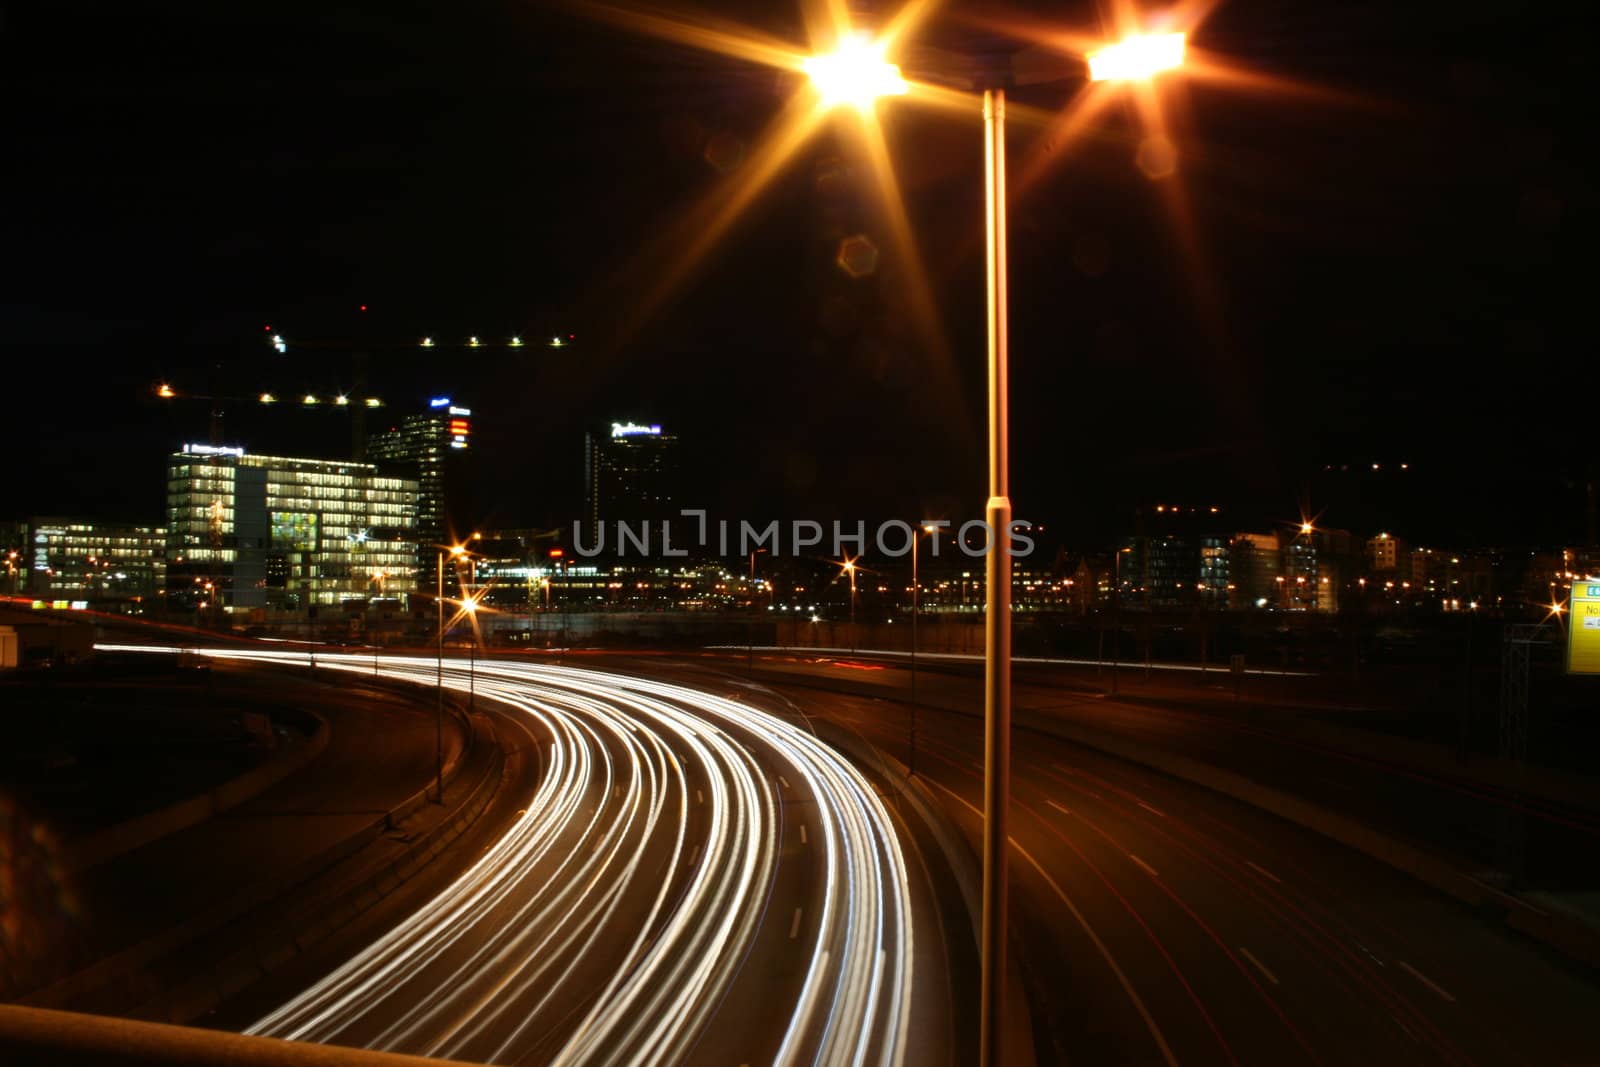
(461, 593), (478, 713)
(803, 29), (1185, 1067)
(436, 542), (467, 804)
(910, 523), (937, 776)
(843, 558), (858, 652)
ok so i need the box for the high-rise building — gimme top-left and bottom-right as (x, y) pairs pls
(584, 421), (679, 534)
(166, 443), (418, 609)
(368, 397), (475, 584)
(24, 518), (167, 603)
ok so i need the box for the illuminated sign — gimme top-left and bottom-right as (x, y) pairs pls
(1569, 581), (1600, 675)
(429, 397), (451, 408)
(182, 443), (245, 457)
(448, 406), (471, 416)
(611, 421), (662, 438)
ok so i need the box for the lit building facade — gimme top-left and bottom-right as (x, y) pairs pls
(368, 398), (474, 585)
(24, 518), (167, 602)
(166, 444), (418, 609)
(1366, 532), (1406, 574)
(584, 421), (679, 535)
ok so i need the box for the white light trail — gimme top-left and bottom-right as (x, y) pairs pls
(97, 644), (916, 1066)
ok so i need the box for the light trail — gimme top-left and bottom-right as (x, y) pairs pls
(96, 644), (915, 1067)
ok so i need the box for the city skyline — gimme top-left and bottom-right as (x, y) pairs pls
(5, 0), (1584, 549)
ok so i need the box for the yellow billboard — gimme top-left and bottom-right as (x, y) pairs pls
(1568, 580), (1600, 675)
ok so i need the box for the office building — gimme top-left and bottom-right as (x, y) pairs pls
(23, 518), (167, 603)
(166, 443), (418, 609)
(369, 398), (475, 584)
(1121, 504), (1228, 609)
(584, 421), (679, 535)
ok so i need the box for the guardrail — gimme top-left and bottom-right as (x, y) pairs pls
(0, 1004), (476, 1066)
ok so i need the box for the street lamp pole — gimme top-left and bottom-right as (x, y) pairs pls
(979, 83), (1013, 1067)
(910, 531), (919, 776)
(435, 548), (444, 804)
(791, 30), (1184, 1067)
(1113, 547), (1124, 696)
(845, 560), (858, 652)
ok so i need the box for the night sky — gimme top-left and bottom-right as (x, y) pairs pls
(3, 0), (1585, 550)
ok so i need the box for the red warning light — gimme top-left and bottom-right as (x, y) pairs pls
(359, 304), (368, 312)
(549, 548), (565, 559)
(264, 325), (272, 331)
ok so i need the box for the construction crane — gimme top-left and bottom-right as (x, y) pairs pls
(153, 381), (386, 450)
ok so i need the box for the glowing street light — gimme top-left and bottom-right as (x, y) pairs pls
(597, 10), (1200, 1064)
(803, 33), (908, 111)
(1087, 32), (1186, 82)
(806, 30), (1185, 1063)
(157, 383), (176, 398)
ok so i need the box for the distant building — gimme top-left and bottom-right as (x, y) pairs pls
(368, 398), (475, 586)
(1366, 531), (1407, 574)
(1121, 504), (1229, 609)
(166, 443), (417, 609)
(584, 421), (679, 535)
(1564, 545), (1600, 579)
(1228, 533), (1281, 609)
(1198, 536), (1230, 606)
(2, 519), (26, 595)
(24, 518), (167, 603)
(1283, 525), (1354, 612)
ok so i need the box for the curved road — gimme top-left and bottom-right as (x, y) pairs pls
(99, 646), (930, 1067)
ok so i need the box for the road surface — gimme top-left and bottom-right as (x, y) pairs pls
(652, 652), (1600, 1065)
(100, 644), (949, 1067)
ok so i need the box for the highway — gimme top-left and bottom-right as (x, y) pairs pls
(716, 648), (1600, 888)
(650, 652), (1600, 1065)
(96, 645), (947, 1067)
